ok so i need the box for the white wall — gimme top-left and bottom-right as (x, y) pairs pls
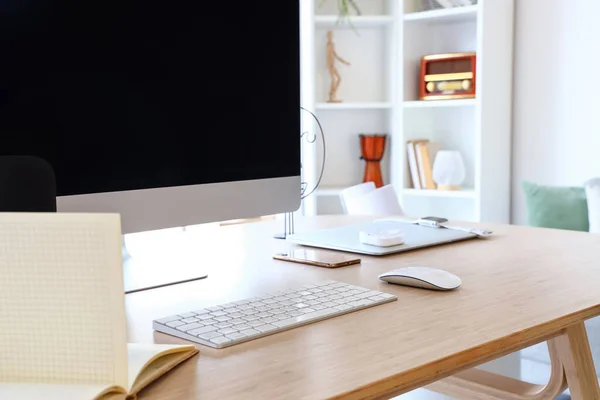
(511, 0), (600, 225)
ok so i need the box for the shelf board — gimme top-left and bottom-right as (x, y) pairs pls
(402, 188), (476, 198)
(315, 15), (394, 28)
(316, 102), (392, 110)
(404, 5), (478, 23)
(314, 187), (344, 197)
(403, 99), (476, 108)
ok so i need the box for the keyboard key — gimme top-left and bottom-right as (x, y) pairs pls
(229, 312), (245, 318)
(214, 322), (233, 329)
(165, 320), (185, 328)
(200, 331), (223, 341)
(229, 319), (247, 325)
(206, 306), (223, 312)
(214, 316), (231, 322)
(356, 292), (377, 299)
(226, 332), (246, 340)
(273, 308), (337, 328)
(198, 314), (215, 321)
(262, 317), (278, 324)
(255, 324), (278, 333)
(177, 322), (204, 332)
(235, 323), (251, 330)
(211, 336), (232, 346)
(157, 315), (183, 324)
(218, 327), (239, 335)
(242, 315), (260, 322)
(211, 311), (227, 317)
(178, 312), (196, 318)
(240, 328), (261, 336)
(188, 325), (218, 336)
(256, 312), (272, 318)
(350, 299), (374, 307)
(180, 317), (199, 323)
(248, 320), (265, 327)
(193, 309), (210, 315)
(202, 318), (218, 325)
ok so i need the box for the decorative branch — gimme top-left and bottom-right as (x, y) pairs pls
(319, 0), (362, 27)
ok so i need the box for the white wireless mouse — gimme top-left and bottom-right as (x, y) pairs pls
(378, 266), (462, 291)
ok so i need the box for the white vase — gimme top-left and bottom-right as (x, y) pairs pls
(432, 150), (466, 190)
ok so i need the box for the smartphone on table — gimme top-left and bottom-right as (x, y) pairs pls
(273, 248), (361, 268)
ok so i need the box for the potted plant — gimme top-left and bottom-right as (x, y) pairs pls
(319, 0), (362, 23)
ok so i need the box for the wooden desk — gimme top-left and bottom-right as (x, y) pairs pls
(125, 216), (600, 400)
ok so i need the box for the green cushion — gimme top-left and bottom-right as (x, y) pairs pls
(522, 181), (589, 231)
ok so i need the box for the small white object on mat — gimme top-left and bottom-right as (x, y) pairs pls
(359, 227), (404, 247)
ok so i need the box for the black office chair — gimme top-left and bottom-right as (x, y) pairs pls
(0, 155), (57, 212)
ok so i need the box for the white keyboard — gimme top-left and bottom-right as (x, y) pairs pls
(153, 280), (397, 348)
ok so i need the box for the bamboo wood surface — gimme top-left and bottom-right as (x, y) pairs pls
(123, 216), (600, 400)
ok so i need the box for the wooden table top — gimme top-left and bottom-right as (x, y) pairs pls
(124, 215), (600, 400)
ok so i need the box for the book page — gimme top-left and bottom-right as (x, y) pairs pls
(0, 213), (128, 388)
(126, 343), (198, 393)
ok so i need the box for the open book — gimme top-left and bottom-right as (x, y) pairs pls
(0, 213), (199, 400)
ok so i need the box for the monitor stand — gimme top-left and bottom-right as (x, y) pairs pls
(122, 230), (208, 294)
(274, 212), (295, 239)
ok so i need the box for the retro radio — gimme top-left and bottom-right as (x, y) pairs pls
(419, 52), (476, 100)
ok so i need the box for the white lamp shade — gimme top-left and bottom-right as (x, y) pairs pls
(432, 150), (466, 187)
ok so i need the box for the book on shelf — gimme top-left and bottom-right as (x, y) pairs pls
(0, 213), (199, 400)
(407, 140), (441, 190)
(406, 139), (427, 189)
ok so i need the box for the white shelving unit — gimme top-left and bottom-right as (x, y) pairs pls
(301, 0), (399, 216)
(392, 0), (514, 223)
(301, 0), (514, 222)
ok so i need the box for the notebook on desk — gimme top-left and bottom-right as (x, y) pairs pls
(0, 213), (198, 400)
(286, 220), (478, 256)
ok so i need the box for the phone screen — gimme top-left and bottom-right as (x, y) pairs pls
(276, 249), (360, 266)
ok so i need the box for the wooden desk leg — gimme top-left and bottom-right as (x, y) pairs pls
(554, 322), (600, 399)
(427, 337), (567, 400)
(427, 323), (599, 399)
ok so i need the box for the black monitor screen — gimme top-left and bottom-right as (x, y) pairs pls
(0, 1), (300, 196)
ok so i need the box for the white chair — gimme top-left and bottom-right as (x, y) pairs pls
(339, 182), (376, 214)
(339, 183), (404, 216)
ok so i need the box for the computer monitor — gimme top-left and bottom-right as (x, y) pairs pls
(0, 1), (301, 234)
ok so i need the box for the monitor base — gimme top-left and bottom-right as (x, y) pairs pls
(273, 212), (295, 240)
(122, 238), (208, 294)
